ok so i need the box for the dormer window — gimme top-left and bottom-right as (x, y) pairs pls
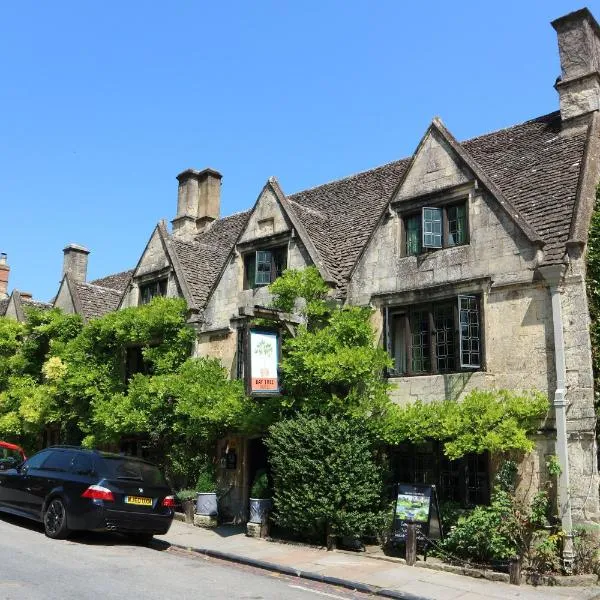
(404, 201), (468, 256)
(139, 279), (167, 305)
(244, 247), (287, 289)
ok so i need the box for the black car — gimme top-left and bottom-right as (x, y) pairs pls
(0, 446), (175, 542)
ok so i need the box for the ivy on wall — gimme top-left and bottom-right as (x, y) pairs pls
(586, 185), (600, 407)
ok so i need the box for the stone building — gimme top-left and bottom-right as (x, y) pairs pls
(27, 7), (600, 555)
(0, 253), (52, 320)
(53, 243), (133, 321)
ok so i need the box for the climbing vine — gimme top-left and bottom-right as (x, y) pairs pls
(586, 184), (600, 407)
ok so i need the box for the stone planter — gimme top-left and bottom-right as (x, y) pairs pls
(182, 499), (195, 524)
(249, 498), (272, 524)
(196, 492), (218, 517)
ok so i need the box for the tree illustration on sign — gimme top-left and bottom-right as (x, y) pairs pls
(255, 338), (274, 377)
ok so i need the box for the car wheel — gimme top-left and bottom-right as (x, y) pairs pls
(130, 533), (154, 545)
(44, 498), (70, 539)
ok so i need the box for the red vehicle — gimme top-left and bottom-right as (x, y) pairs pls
(0, 441), (26, 471)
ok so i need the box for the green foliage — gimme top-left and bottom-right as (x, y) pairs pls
(195, 461), (217, 493)
(383, 390), (548, 460)
(546, 455), (562, 478)
(587, 185), (600, 407)
(440, 461), (557, 570)
(269, 266), (330, 326)
(266, 414), (384, 544)
(175, 489), (197, 502)
(573, 526), (600, 575)
(250, 469), (271, 499)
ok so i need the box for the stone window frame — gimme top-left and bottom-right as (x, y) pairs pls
(238, 232), (290, 290)
(385, 294), (481, 376)
(396, 186), (471, 257)
(378, 277), (489, 377)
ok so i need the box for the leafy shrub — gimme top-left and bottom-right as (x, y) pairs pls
(250, 470), (271, 499)
(266, 414), (383, 545)
(439, 461), (558, 570)
(175, 489), (197, 502)
(196, 462), (217, 493)
(573, 526), (600, 575)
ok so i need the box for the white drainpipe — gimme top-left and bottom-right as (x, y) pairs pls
(545, 268), (574, 567)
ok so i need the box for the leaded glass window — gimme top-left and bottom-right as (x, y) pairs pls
(434, 302), (455, 372)
(139, 279), (167, 305)
(384, 295), (481, 375)
(410, 309), (430, 373)
(459, 295), (480, 368)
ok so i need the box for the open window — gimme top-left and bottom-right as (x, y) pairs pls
(404, 201), (468, 256)
(385, 295), (481, 375)
(244, 247), (287, 289)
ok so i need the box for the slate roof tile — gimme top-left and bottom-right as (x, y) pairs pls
(75, 282), (123, 320)
(170, 211), (251, 308)
(90, 270), (134, 291)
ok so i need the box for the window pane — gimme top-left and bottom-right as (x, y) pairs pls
(422, 207), (442, 248)
(245, 253), (256, 289)
(405, 215), (422, 256)
(410, 309), (430, 372)
(139, 279), (167, 305)
(459, 295), (481, 368)
(447, 204), (467, 246)
(42, 451), (76, 472)
(434, 303), (455, 372)
(273, 247), (287, 280)
(255, 251), (272, 285)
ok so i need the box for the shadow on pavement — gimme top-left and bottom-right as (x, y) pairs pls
(0, 512), (170, 550)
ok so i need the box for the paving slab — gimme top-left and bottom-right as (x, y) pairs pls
(157, 520), (600, 600)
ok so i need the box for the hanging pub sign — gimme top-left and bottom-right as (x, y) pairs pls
(246, 327), (280, 396)
(390, 483), (443, 546)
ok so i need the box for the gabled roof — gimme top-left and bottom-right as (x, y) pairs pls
(285, 111), (588, 292)
(73, 280), (124, 321)
(10, 290), (52, 322)
(168, 210), (251, 309)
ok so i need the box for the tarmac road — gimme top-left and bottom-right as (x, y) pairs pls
(0, 513), (374, 600)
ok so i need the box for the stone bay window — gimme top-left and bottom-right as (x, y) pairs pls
(385, 295), (481, 376)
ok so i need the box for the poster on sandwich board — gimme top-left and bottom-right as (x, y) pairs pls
(390, 483), (443, 545)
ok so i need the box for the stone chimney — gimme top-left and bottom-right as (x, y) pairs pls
(0, 253), (9, 299)
(552, 8), (600, 122)
(172, 168), (222, 239)
(62, 243), (89, 282)
(19, 291), (32, 301)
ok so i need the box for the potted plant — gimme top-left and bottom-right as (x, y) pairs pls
(249, 470), (272, 524)
(176, 489), (197, 524)
(195, 465), (218, 517)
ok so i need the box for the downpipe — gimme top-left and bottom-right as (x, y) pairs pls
(549, 282), (575, 570)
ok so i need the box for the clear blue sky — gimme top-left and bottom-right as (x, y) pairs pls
(1, 1), (596, 301)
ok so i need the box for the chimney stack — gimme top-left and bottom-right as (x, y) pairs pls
(0, 253), (9, 299)
(552, 8), (600, 123)
(62, 244), (89, 282)
(172, 168), (222, 239)
(19, 291), (32, 301)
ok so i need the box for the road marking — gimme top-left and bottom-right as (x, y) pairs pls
(288, 584), (350, 599)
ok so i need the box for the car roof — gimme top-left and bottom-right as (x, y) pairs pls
(45, 445), (158, 466)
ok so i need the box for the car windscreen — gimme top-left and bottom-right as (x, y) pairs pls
(97, 457), (167, 486)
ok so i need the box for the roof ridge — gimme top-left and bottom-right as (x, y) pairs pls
(288, 111), (561, 201)
(461, 110), (560, 144)
(76, 281), (122, 293)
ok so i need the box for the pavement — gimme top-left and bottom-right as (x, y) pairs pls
(156, 518), (600, 600)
